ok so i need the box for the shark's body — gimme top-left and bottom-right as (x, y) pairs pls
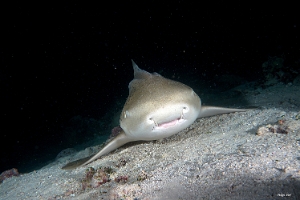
(62, 60), (246, 170)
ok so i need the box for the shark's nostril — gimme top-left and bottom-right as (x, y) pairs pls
(149, 117), (158, 126)
(182, 106), (189, 114)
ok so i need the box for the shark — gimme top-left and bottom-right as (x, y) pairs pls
(62, 60), (246, 170)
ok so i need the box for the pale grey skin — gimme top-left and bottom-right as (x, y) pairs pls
(62, 60), (246, 169)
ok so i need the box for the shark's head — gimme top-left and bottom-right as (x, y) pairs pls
(120, 60), (201, 140)
(62, 60), (248, 169)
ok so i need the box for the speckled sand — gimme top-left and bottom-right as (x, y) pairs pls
(1, 82), (299, 200)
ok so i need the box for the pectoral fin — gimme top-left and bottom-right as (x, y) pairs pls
(62, 155), (94, 170)
(62, 131), (133, 170)
(198, 106), (247, 118)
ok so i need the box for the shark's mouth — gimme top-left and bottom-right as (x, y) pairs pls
(158, 117), (181, 128)
(151, 109), (186, 129)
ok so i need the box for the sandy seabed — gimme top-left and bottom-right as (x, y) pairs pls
(1, 82), (300, 200)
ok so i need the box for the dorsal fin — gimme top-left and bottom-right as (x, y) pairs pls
(131, 60), (152, 79)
